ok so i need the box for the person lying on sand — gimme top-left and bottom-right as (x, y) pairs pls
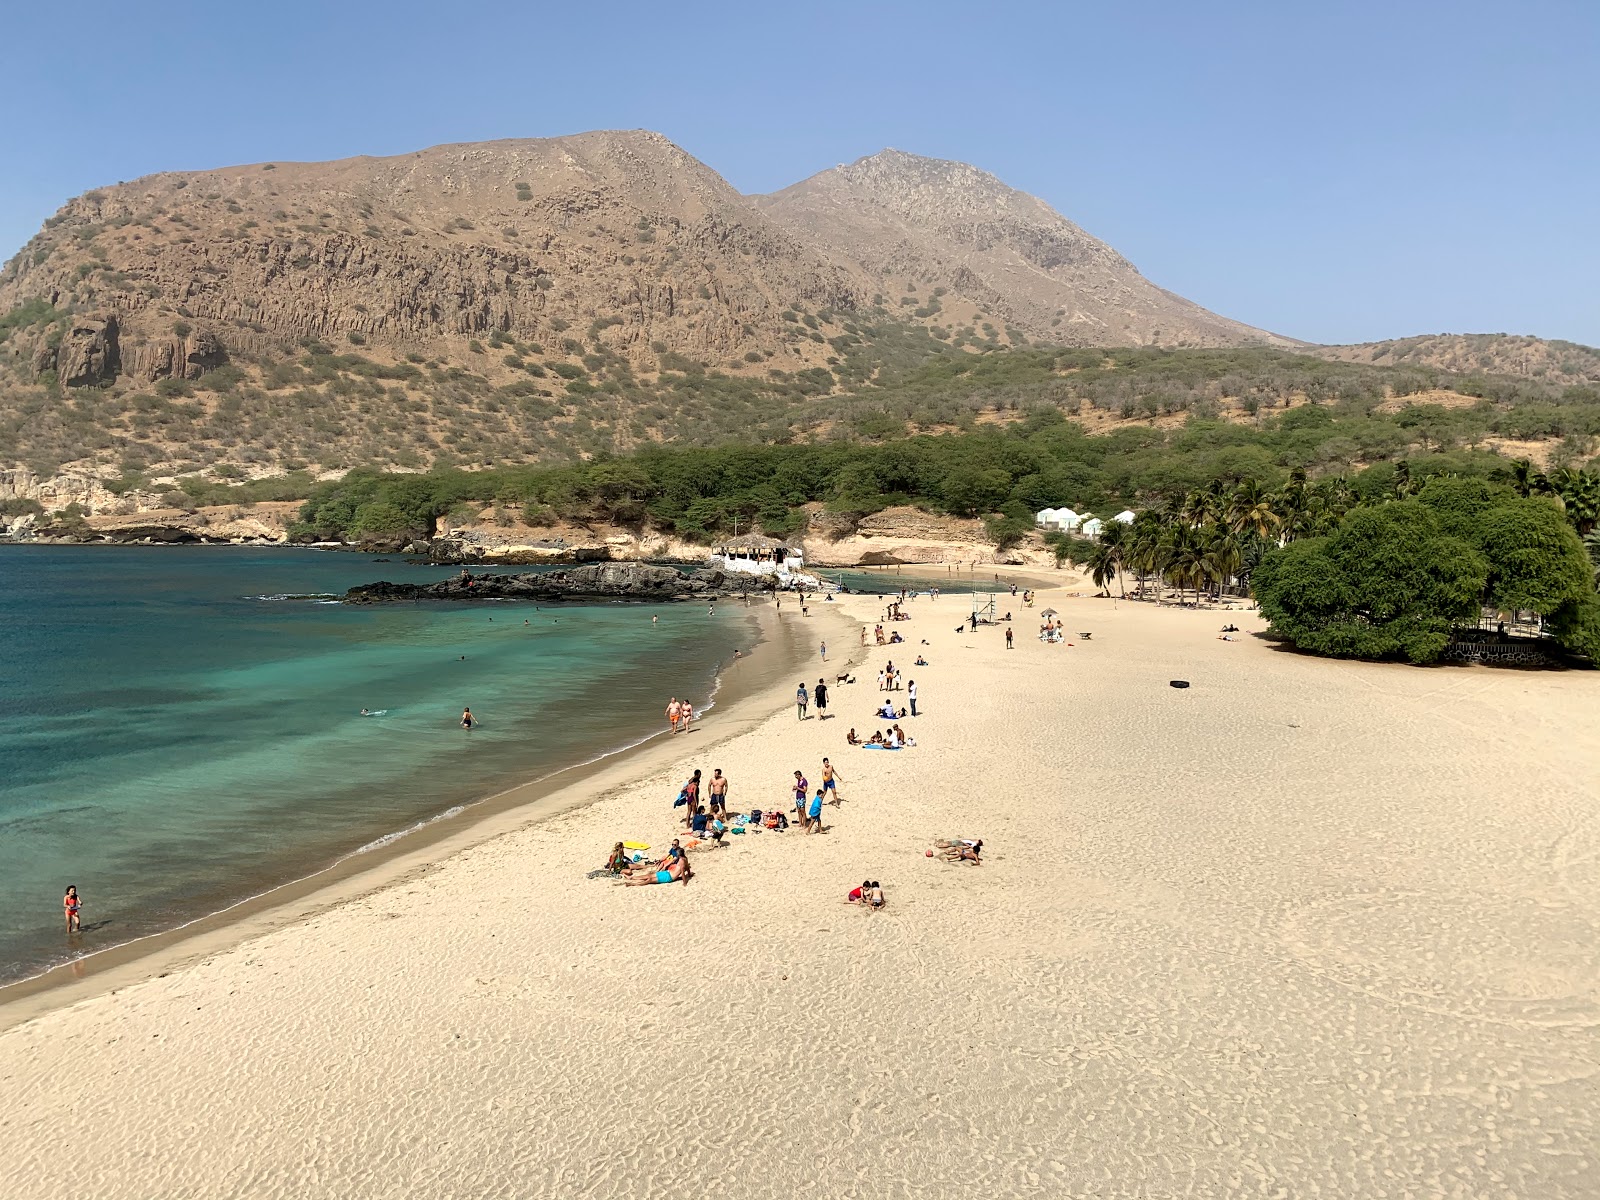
(626, 853), (692, 886)
(936, 839), (982, 864)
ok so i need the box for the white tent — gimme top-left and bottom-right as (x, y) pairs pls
(1112, 509), (1136, 524)
(1034, 507), (1082, 531)
(1080, 517), (1105, 538)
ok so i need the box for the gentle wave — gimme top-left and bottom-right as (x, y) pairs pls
(243, 593), (341, 602)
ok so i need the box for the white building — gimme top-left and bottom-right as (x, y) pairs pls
(1079, 517), (1104, 539)
(1034, 507), (1082, 531)
(706, 534), (818, 587)
(1112, 509), (1136, 525)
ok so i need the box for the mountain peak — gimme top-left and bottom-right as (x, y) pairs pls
(758, 149), (1289, 349)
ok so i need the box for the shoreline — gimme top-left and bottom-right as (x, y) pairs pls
(0, 595), (859, 1029)
(2, 580), (1595, 1197)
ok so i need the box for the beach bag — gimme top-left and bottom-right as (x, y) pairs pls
(674, 789), (690, 807)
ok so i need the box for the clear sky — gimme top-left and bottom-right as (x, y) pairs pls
(2, 0), (1595, 346)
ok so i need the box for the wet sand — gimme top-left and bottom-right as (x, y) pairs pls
(1, 584), (1595, 1198)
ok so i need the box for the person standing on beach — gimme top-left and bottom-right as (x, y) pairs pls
(796, 681), (809, 720)
(814, 679), (829, 720)
(1005, 627), (1014, 649)
(808, 788), (825, 833)
(64, 885), (81, 934)
(907, 680), (918, 717)
(821, 757), (843, 804)
(708, 768), (729, 817)
(680, 769), (703, 828)
(792, 770), (809, 827)
(820, 640), (827, 662)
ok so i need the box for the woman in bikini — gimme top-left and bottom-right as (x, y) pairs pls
(64, 885), (81, 933)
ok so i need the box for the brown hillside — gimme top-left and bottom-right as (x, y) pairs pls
(1311, 333), (1600, 386)
(756, 150), (1296, 350)
(0, 130), (859, 387)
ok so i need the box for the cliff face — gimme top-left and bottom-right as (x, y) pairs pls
(0, 131), (859, 386)
(757, 150), (1296, 349)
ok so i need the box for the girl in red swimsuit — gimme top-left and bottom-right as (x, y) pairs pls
(64, 885), (81, 933)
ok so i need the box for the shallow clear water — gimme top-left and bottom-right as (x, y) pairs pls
(0, 546), (752, 983)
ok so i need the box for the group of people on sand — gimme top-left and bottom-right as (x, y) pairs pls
(607, 839), (694, 886)
(595, 578), (988, 908)
(665, 696), (696, 734)
(847, 725), (912, 749)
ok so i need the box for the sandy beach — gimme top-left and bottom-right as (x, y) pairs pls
(1, 577), (1596, 1198)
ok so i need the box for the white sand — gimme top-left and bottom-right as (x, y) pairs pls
(1, 584), (1597, 1198)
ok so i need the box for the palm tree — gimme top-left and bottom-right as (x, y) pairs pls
(1549, 468), (1599, 534)
(1095, 520), (1129, 597)
(1203, 524), (1244, 600)
(1086, 541), (1121, 597)
(1228, 478), (1281, 540)
(1509, 458), (1549, 499)
(1126, 511), (1167, 599)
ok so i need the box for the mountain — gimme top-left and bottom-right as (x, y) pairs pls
(757, 149), (1294, 350)
(4, 131), (1581, 488)
(0, 130), (860, 388)
(1309, 333), (1600, 385)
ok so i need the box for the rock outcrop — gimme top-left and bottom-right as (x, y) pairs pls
(343, 561), (748, 603)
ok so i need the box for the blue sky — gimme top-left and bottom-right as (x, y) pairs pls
(2, 0), (1595, 346)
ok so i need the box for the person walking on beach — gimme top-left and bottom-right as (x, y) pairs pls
(461, 707), (476, 729)
(820, 640), (827, 662)
(680, 700), (694, 734)
(792, 770), (809, 827)
(708, 768), (729, 817)
(64, 884), (81, 934)
(821, 757), (843, 804)
(796, 681), (809, 721)
(907, 680), (918, 717)
(666, 697), (681, 735)
(877, 668), (886, 692)
(814, 679), (829, 720)
(808, 788), (825, 834)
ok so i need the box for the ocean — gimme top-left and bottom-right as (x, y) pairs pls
(0, 546), (756, 985)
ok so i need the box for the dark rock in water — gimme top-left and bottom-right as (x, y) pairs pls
(344, 560), (749, 604)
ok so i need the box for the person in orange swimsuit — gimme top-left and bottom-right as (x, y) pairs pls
(64, 885), (82, 933)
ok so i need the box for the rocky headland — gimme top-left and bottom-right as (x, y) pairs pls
(341, 561), (775, 604)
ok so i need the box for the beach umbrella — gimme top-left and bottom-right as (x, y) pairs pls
(1040, 607), (1059, 617)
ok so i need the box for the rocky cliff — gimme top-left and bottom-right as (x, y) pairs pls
(757, 150), (1296, 349)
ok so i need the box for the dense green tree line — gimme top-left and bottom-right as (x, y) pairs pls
(283, 404), (1572, 545)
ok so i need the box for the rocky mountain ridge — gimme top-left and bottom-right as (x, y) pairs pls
(757, 149), (1292, 349)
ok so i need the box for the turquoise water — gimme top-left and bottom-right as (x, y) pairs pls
(0, 546), (752, 984)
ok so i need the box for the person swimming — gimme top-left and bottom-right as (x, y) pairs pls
(461, 707), (476, 729)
